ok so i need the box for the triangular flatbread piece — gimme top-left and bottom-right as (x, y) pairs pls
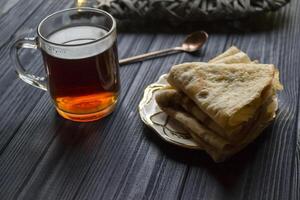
(167, 62), (277, 130)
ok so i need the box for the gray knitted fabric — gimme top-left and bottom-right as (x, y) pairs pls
(94, 0), (289, 23)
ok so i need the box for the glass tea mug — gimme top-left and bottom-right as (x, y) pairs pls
(10, 8), (120, 122)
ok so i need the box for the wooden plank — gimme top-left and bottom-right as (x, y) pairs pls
(0, 0), (20, 16)
(0, 0), (74, 154)
(0, 0), (45, 48)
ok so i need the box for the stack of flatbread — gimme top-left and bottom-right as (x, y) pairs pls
(155, 46), (283, 162)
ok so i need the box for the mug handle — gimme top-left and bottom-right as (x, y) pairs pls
(10, 37), (47, 91)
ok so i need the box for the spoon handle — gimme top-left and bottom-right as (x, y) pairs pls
(119, 46), (183, 65)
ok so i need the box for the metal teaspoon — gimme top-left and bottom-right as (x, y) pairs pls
(119, 31), (209, 65)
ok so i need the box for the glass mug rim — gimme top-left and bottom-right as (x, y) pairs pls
(37, 7), (117, 47)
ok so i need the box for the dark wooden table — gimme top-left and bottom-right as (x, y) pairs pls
(0, 1), (299, 199)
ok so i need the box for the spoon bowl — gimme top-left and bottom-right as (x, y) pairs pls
(181, 31), (209, 52)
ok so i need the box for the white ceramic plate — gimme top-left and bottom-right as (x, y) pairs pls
(138, 74), (202, 149)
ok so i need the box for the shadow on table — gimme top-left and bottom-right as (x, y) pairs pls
(142, 123), (274, 187)
(117, 12), (288, 34)
(52, 112), (112, 150)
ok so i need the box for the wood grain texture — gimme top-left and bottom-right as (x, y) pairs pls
(0, 0), (299, 200)
(0, 0), (76, 162)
